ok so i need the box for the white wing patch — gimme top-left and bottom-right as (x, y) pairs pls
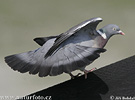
(76, 17), (103, 31)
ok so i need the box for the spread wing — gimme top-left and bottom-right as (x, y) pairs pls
(4, 44), (106, 77)
(45, 17), (103, 58)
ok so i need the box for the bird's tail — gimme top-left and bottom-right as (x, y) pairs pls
(4, 50), (39, 74)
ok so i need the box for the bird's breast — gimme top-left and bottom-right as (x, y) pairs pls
(92, 36), (108, 48)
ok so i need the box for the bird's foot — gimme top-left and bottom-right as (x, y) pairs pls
(84, 67), (97, 79)
(69, 73), (82, 79)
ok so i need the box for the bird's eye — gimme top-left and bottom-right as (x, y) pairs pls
(113, 28), (116, 31)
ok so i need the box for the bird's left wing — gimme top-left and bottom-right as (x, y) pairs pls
(45, 17), (103, 58)
(33, 35), (58, 46)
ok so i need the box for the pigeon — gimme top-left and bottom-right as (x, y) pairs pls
(5, 17), (124, 79)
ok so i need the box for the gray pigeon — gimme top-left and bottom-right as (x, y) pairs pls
(5, 17), (124, 78)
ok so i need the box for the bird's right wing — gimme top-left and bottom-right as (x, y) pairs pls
(45, 17), (103, 58)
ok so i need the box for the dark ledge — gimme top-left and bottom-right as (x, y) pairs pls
(18, 55), (135, 100)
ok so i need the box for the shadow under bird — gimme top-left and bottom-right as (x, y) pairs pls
(5, 17), (125, 79)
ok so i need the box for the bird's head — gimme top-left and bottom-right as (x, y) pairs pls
(97, 24), (125, 39)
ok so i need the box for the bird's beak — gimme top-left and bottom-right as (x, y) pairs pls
(118, 30), (125, 35)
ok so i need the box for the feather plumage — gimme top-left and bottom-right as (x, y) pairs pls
(5, 17), (123, 78)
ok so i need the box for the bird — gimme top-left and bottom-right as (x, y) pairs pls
(5, 17), (125, 79)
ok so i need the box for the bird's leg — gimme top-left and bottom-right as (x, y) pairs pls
(69, 73), (82, 79)
(84, 67), (97, 79)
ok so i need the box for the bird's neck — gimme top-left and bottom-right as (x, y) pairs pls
(96, 29), (110, 48)
(97, 29), (112, 40)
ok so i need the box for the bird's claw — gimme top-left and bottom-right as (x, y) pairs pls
(84, 67), (97, 79)
(69, 73), (82, 79)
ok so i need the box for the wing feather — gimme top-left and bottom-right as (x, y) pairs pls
(45, 17), (103, 58)
(33, 35), (58, 46)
